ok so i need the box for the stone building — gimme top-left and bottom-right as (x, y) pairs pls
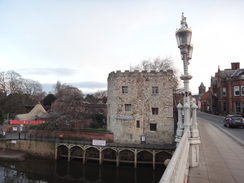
(107, 70), (174, 145)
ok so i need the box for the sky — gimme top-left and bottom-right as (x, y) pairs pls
(0, 0), (244, 94)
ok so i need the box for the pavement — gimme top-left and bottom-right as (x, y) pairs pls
(188, 117), (244, 183)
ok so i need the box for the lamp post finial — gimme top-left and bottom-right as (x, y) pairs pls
(181, 12), (188, 28)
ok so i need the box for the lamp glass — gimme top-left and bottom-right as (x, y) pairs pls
(176, 29), (192, 47)
(187, 45), (193, 60)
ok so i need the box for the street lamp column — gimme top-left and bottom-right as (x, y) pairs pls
(176, 13), (193, 136)
(175, 13), (201, 168)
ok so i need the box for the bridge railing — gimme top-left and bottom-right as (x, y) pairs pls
(159, 130), (189, 183)
(160, 102), (201, 183)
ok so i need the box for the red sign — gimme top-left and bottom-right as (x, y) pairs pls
(10, 120), (48, 125)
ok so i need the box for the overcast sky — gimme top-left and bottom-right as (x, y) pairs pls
(0, 0), (243, 94)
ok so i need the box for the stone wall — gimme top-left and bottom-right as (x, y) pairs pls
(107, 70), (175, 145)
(0, 140), (55, 159)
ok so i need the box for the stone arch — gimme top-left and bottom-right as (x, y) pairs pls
(155, 150), (172, 165)
(70, 146), (84, 161)
(119, 149), (135, 162)
(137, 150), (153, 163)
(102, 148), (117, 163)
(85, 147), (100, 162)
(57, 145), (68, 159)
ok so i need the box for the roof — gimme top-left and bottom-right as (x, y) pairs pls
(231, 69), (244, 78)
(15, 103), (50, 121)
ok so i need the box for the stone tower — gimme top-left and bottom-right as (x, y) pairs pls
(198, 82), (206, 96)
(107, 70), (174, 145)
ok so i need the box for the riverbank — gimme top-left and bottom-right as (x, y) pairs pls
(0, 148), (28, 161)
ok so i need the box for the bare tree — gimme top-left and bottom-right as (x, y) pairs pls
(21, 78), (44, 101)
(51, 83), (84, 125)
(0, 71), (7, 94)
(132, 56), (179, 90)
(5, 70), (22, 93)
(22, 79), (42, 95)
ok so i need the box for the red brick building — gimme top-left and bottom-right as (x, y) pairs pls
(208, 62), (244, 116)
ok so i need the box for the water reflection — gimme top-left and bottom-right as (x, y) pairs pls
(0, 158), (165, 183)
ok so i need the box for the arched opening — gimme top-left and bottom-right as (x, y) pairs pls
(102, 148), (117, 165)
(155, 151), (172, 168)
(119, 149), (134, 167)
(85, 147), (99, 163)
(57, 145), (68, 159)
(137, 150), (153, 167)
(70, 146), (84, 161)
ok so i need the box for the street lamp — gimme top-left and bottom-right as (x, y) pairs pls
(176, 13), (193, 136)
(175, 14), (200, 168)
(176, 13), (193, 105)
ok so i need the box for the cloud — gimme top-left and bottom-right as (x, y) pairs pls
(18, 67), (78, 76)
(42, 81), (107, 94)
(70, 81), (107, 89)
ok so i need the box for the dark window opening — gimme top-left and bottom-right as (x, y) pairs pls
(125, 104), (131, 111)
(122, 86), (128, 93)
(152, 108), (159, 115)
(136, 120), (140, 128)
(150, 124), (157, 131)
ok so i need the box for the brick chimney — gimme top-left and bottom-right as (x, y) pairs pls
(231, 62), (240, 70)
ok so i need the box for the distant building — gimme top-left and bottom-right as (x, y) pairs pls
(197, 82), (206, 111)
(107, 70), (175, 145)
(207, 62), (244, 115)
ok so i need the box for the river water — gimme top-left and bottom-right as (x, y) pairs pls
(0, 158), (165, 183)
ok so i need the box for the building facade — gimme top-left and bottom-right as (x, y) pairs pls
(107, 70), (174, 145)
(209, 62), (244, 116)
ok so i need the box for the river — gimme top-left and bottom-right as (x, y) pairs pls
(0, 157), (165, 183)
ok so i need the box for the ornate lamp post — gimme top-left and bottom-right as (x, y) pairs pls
(175, 13), (200, 168)
(176, 13), (193, 105)
(175, 13), (193, 137)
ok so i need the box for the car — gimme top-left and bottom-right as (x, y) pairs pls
(223, 115), (244, 128)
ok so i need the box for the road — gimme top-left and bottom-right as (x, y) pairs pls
(197, 111), (244, 142)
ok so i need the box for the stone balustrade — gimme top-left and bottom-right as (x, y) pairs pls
(159, 102), (201, 183)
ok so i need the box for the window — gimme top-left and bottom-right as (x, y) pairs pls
(122, 86), (128, 93)
(223, 102), (227, 112)
(234, 86), (240, 96)
(152, 87), (158, 94)
(241, 86), (244, 96)
(136, 120), (140, 128)
(125, 104), (131, 111)
(150, 124), (157, 131)
(152, 108), (159, 115)
(235, 102), (241, 113)
(222, 87), (226, 97)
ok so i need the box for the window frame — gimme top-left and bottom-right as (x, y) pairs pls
(222, 87), (226, 97)
(152, 108), (159, 115)
(125, 104), (132, 111)
(241, 86), (244, 96)
(152, 86), (158, 94)
(223, 102), (227, 112)
(136, 120), (140, 128)
(235, 102), (241, 113)
(150, 124), (157, 131)
(122, 86), (128, 94)
(234, 86), (240, 96)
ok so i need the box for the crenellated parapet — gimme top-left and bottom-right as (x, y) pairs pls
(108, 69), (173, 79)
